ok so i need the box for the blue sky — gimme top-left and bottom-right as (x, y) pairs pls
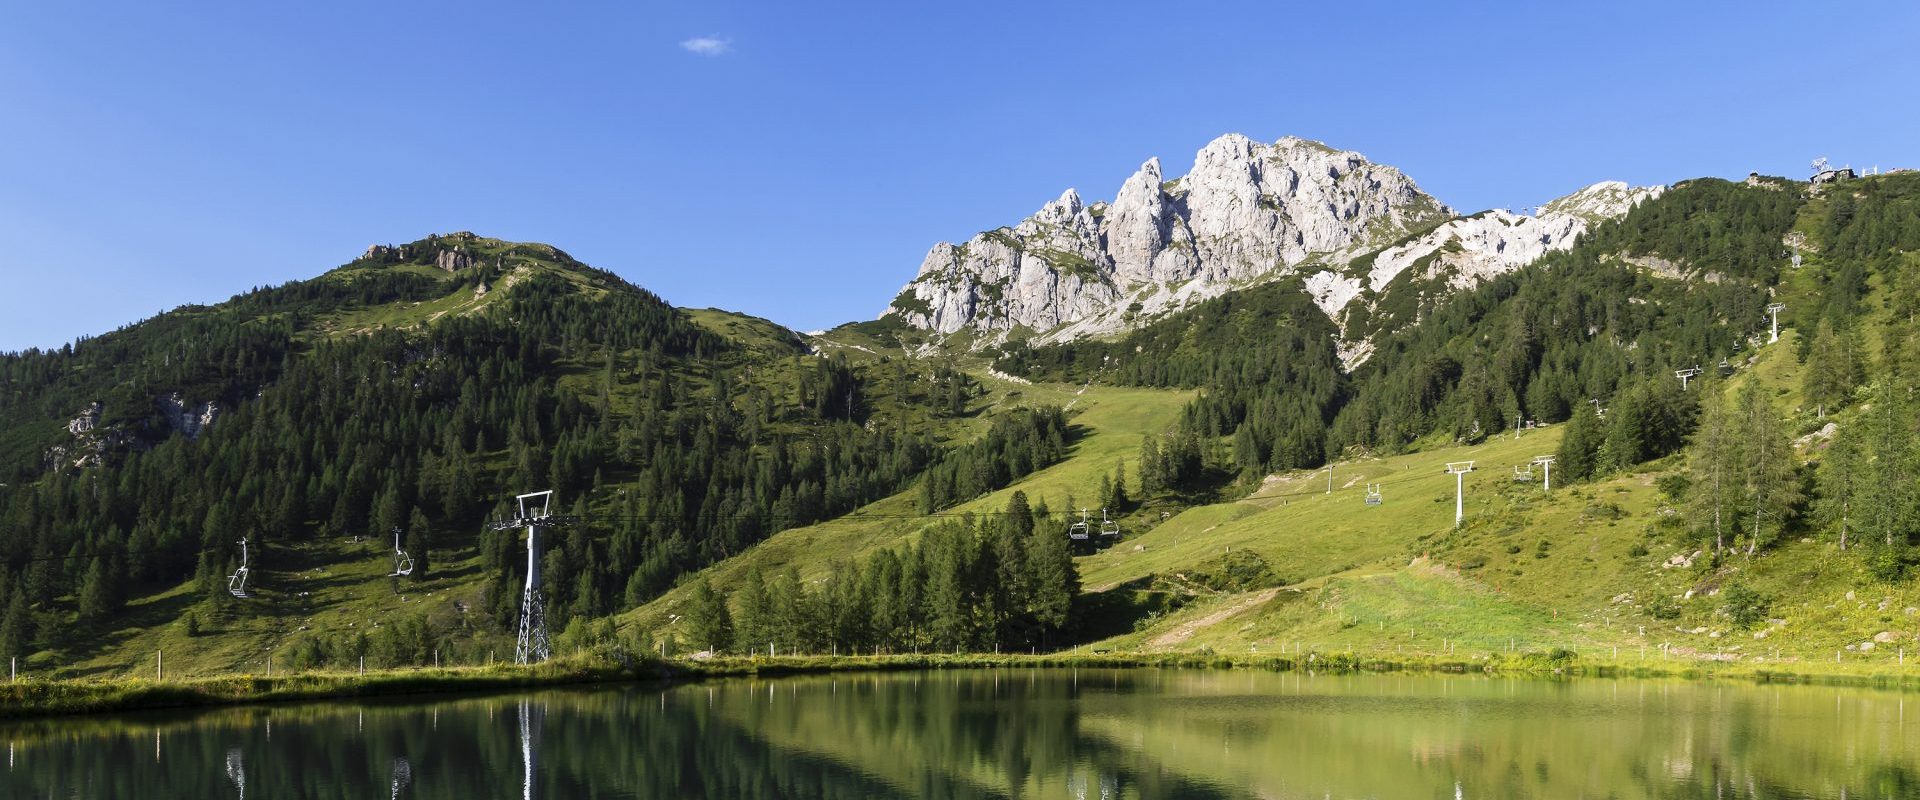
(1, 1), (1915, 351)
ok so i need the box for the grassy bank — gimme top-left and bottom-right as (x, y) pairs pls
(12, 647), (1920, 720)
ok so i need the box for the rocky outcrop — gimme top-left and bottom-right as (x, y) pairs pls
(1320, 181), (1664, 366)
(1316, 182), (1666, 317)
(887, 134), (1453, 343)
(434, 248), (473, 272)
(157, 392), (221, 441)
(360, 232), (481, 272)
(884, 135), (1664, 357)
(45, 393), (224, 470)
(51, 401), (118, 469)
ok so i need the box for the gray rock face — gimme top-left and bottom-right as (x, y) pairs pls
(887, 134), (1452, 343)
(157, 392), (221, 441)
(433, 248), (473, 272)
(884, 135), (1663, 358)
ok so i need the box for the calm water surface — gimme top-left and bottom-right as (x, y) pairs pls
(3, 669), (1917, 798)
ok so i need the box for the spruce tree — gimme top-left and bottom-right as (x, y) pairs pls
(734, 566), (771, 654)
(0, 585), (29, 662)
(1139, 436), (1164, 496)
(683, 579), (734, 654)
(1026, 518), (1077, 647)
(77, 558), (119, 623)
(407, 507), (432, 579)
(1556, 402), (1605, 482)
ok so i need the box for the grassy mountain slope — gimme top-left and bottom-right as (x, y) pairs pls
(12, 170), (1920, 680)
(1078, 173), (1920, 664)
(621, 380), (1193, 638)
(0, 233), (1050, 677)
(643, 172), (1920, 671)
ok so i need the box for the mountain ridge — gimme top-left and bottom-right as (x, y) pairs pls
(881, 133), (1661, 362)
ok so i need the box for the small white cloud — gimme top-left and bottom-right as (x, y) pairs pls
(680, 36), (732, 56)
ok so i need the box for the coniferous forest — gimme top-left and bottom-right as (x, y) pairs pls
(3, 173), (1920, 671)
(0, 235), (1065, 668)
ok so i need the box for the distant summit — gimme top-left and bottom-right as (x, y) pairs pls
(882, 134), (1661, 363)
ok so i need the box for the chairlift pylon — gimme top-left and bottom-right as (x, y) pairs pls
(388, 527), (415, 578)
(227, 537), (253, 599)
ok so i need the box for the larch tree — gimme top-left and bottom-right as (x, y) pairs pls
(1734, 380), (1802, 557)
(1687, 381), (1741, 557)
(1814, 421), (1865, 550)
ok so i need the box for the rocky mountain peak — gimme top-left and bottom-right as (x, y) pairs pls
(885, 134), (1454, 343)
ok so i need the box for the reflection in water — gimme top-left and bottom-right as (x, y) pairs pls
(390, 756), (412, 799)
(1, 670), (1918, 798)
(519, 699), (540, 800)
(224, 747), (244, 800)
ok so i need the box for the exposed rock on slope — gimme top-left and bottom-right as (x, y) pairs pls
(1321, 181), (1664, 366)
(887, 134), (1453, 342)
(1323, 183), (1664, 312)
(884, 134), (1662, 357)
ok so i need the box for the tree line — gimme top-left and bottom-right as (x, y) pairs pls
(675, 491), (1079, 656)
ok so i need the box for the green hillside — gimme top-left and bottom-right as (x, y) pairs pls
(626, 171), (1920, 671)
(0, 234), (1062, 677)
(5, 170), (1920, 679)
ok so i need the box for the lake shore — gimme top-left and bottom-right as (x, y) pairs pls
(6, 649), (1920, 720)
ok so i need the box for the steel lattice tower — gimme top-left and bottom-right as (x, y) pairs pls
(488, 491), (578, 664)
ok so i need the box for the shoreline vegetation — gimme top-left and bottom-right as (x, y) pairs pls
(9, 649), (1920, 720)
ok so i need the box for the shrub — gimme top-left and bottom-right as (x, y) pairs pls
(1646, 595), (1681, 620)
(1721, 583), (1770, 629)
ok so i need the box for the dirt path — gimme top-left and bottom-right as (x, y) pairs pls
(1147, 587), (1281, 649)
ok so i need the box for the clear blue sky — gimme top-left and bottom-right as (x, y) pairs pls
(2, 1), (1915, 351)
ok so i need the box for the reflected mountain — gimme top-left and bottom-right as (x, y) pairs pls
(1, 670), (1916, 798)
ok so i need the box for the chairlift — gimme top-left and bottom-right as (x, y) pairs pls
(1066, 509), (1092, 543)
(1513, 465), (1534, 482)
(388, 527), (415, 578)
(227, 537), (253, 599)
(1364, 483), (1383, 506)
(1098, 509), (1121, 540)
